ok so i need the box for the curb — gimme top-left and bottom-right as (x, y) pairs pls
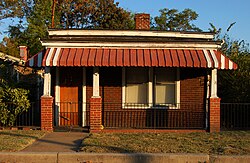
(0, 152), (250, 163)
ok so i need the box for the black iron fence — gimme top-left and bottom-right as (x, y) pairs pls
(221, 103), (250, 130)
(0, 101), (40, 128)
(52, 102), (205, 129)
(103, 103), (206, 129)
(54, 102), (90, 127)
(4, 100), (247, 131)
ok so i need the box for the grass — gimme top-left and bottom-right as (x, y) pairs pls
(0, 130), (46, 152)
(81, 131), (250, 155)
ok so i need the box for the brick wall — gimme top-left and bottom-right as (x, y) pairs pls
(180, 68), (207, 111)
(100, 68), (122, 104)
(40, 96), (54, 131)
(180, 68), (207, 128)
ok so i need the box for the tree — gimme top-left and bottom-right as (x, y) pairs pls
(57, 0), (134, 29)
(0, 0), (134, 57)
(218, 37), (250, 102)
(0, 37), (20, 58)
(210, 24), (250, 102)
(0, 0), (31, 20)
(153, 8), (201, 31)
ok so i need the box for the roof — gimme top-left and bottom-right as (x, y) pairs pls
(42, 29), (222, 49)
(26, 48), (237, 70)
(0, 52), (24, 65)
(26, 29), (237, 70)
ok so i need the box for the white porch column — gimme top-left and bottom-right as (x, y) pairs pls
(148, 68), (153, 107)
(211, 69), (218, 98)
(54, 67), (60, 126)
(82, 68), (87, 126)
(93, 67), (100, 97)
(43, 67), (51, 96)
(122, 67), (126, 107)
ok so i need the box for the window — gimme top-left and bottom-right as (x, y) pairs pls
(123, 67), (180, 108)
(125, 68), (148, 104)
(155, 68), (176, 105)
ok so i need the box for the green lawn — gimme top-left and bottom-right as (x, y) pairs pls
(81, 131), (250, 155)
(0, 130), (46, 152)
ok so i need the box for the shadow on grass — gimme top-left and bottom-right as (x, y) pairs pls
(0, 131), (42, 139)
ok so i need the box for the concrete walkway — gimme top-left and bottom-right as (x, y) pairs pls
(22, 132), (88, 152)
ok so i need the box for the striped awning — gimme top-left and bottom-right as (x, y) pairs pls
(26, 48), (237, 70)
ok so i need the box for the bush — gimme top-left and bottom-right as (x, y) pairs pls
(0, 81), (30, 127)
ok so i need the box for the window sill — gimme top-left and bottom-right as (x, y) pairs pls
(122, 104), (180, 109)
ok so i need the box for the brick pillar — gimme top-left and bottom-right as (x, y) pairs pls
(90, 97), (103, 133)
(41, 96), (54, 131)
(209, 98), (221, 132)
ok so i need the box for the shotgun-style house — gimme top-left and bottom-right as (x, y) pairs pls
(26, 14), (237, 132)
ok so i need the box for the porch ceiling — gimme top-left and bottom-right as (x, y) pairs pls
(26, 48), (237, 70)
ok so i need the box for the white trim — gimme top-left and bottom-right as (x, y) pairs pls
(122, 68), (126, 108)
(43, 67), (51, 96)
(42, 42), (221, 49)
(82, 68), (87, 127)
(49, 30), (214, 39)
(148, 68), (153, 107)
(176, 68), (181, 105)
(211, 69), (218, 98)
(45, 47), (54, 66)
(55, 67), (60, 126)
(210, 50), (219, 68)
(221, 54), (225, 69)
(229, 60), (233, 70)
(53, 48), (61, 66)
(203, 50), (212, 68)
(93, 67), (100, 97)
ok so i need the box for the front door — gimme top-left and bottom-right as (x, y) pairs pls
(59, 67), (82, 126)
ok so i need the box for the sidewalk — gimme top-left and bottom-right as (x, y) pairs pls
(22, 132), (88, 152)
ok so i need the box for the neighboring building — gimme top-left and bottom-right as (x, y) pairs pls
(0, 48), (43, 102)
(26, 14), (237, 132)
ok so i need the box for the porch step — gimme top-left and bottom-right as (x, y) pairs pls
(53, 126), (89, 133)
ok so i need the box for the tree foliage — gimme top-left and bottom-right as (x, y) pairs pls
(210, 24), (250, 102)
(0, 63), (30, 127)
(58, 0), (134, 29)
(0, 0), (134, 57)
(152, 8), (201, 31)
(218, 36), (250, 102)
(0, 0), (31, 20)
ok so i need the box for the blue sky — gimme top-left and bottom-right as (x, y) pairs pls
(0, 0), (249, 44)
(115, 0), (250, 44)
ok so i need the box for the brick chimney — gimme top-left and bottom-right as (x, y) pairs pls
(19, 46), (28, 61)
(135, 13), (150, 30)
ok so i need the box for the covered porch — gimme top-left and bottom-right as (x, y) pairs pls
(27, 46), (237, 132)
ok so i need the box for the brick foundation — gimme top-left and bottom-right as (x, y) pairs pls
(90, 97), (103, 132)
(209, 98), (221, 132)
(41, 96), (54, 131)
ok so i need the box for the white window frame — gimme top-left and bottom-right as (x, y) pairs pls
(122, 67), (180, 109)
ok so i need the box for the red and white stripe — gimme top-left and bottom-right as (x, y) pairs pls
(26, 48), (238, 70)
